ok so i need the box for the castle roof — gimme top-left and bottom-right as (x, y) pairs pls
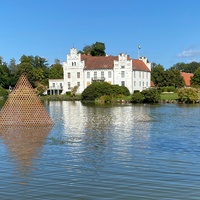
(81, 54), (150, 71)
(81, 55), (117, 70)
(132, 59), (151, 72)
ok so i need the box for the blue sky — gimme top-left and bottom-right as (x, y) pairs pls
(1, 0), (200, 69)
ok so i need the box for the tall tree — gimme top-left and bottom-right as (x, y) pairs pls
(78, 42), (106, 56)
(166, 69), (185, 88)
(170, 61), (200, 73)
(151, 64), (166, 87)
(191, 67), (200, 86)
(49, 60), (63, 79)
(0, 59), (10, 88)
(15, 62), (36, 87)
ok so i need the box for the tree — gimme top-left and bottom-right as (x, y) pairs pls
(49, 61), (63, 79)
(166, 69), (185, 88)
(14, 62), (36, 87)
(0, 59), (10, 88)
(90, 42), (106, 56)
(190, 67), (200, 86)
(8, 58), (17, 75)
(151, 64), (165, 87)
(14, 55), (50, 87)
(169, 62), (200, 73)
(151, 63), (185, 88)
(79, 42), (106, 56)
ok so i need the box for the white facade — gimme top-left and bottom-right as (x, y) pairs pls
(50, 48), (151, 95)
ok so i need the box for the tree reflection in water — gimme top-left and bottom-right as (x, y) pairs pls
(0, 125), (53, 175)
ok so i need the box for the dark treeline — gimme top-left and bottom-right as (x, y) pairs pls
(151, 62), (200, 88)
(0, 55), (63, 89)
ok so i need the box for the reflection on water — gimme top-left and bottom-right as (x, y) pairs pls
(0, 125), (53, 175)
(1, 100), (200, 199)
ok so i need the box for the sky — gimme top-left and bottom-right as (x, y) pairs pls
(1, 0), (200, 69)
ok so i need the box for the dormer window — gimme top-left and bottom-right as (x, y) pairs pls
(72, 62), (76, 66)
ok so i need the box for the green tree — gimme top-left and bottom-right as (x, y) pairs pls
(0, 58), (10, 88)
(79, 42), (106, 56)
(170, 62), (200, 73)
(166, 69), (185, 88)
(191, 67), (200, 86)
(8, 58), (17, 75)
(49, 60), (63, 79)
(15, 62), (36, 87)
(90, 42), (106, 56)
(14, 55), (50, 87)
(151, 64), (165, 87)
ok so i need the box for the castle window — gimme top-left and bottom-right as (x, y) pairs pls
(68, 73), (71, 78)
(108, 71), (111, 78)
(101, 71), (104, 79)
(77, 72), (80, 78)
(121, 81), (125, 86)
(87, 72), (90, 78)
(121, 71), (125, 78)
(94, 72), (97, 80)
(77, 82), (80, 87)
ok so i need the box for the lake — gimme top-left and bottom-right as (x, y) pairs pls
(0, 101), (200, 199)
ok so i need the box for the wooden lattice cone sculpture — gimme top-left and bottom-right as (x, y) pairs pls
(0, 74), (54, 127)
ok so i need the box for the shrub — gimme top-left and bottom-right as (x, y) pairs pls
(161, 86), (176, 93)
(82, 82), (130, 101)
(99, 95), (112, 104)
(131, 92), (144, 103)
(111, 85), (130, 96)
(178, 87), (199, 103)
(141, 88), (160, 103)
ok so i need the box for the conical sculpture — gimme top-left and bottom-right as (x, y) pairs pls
(0, 74), (54, 127)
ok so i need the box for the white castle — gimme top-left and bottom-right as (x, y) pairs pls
(48, 48), (151, 95)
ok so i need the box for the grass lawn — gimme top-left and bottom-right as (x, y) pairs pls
(160, 92), (178, 100)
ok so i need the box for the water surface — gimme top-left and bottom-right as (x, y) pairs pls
(0, 101), (200, 199)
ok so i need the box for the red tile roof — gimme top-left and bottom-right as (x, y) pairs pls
(132, 59), (151, 72)
(81, 54), (150, 71)
(81, 55), (117, 70)
(180, 72), (193, 87)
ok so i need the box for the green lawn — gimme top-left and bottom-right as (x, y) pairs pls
(160, 93), (178, 100)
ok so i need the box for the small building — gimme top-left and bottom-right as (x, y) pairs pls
(58, 48), (151, 95)
(48, 79), (64, 95)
